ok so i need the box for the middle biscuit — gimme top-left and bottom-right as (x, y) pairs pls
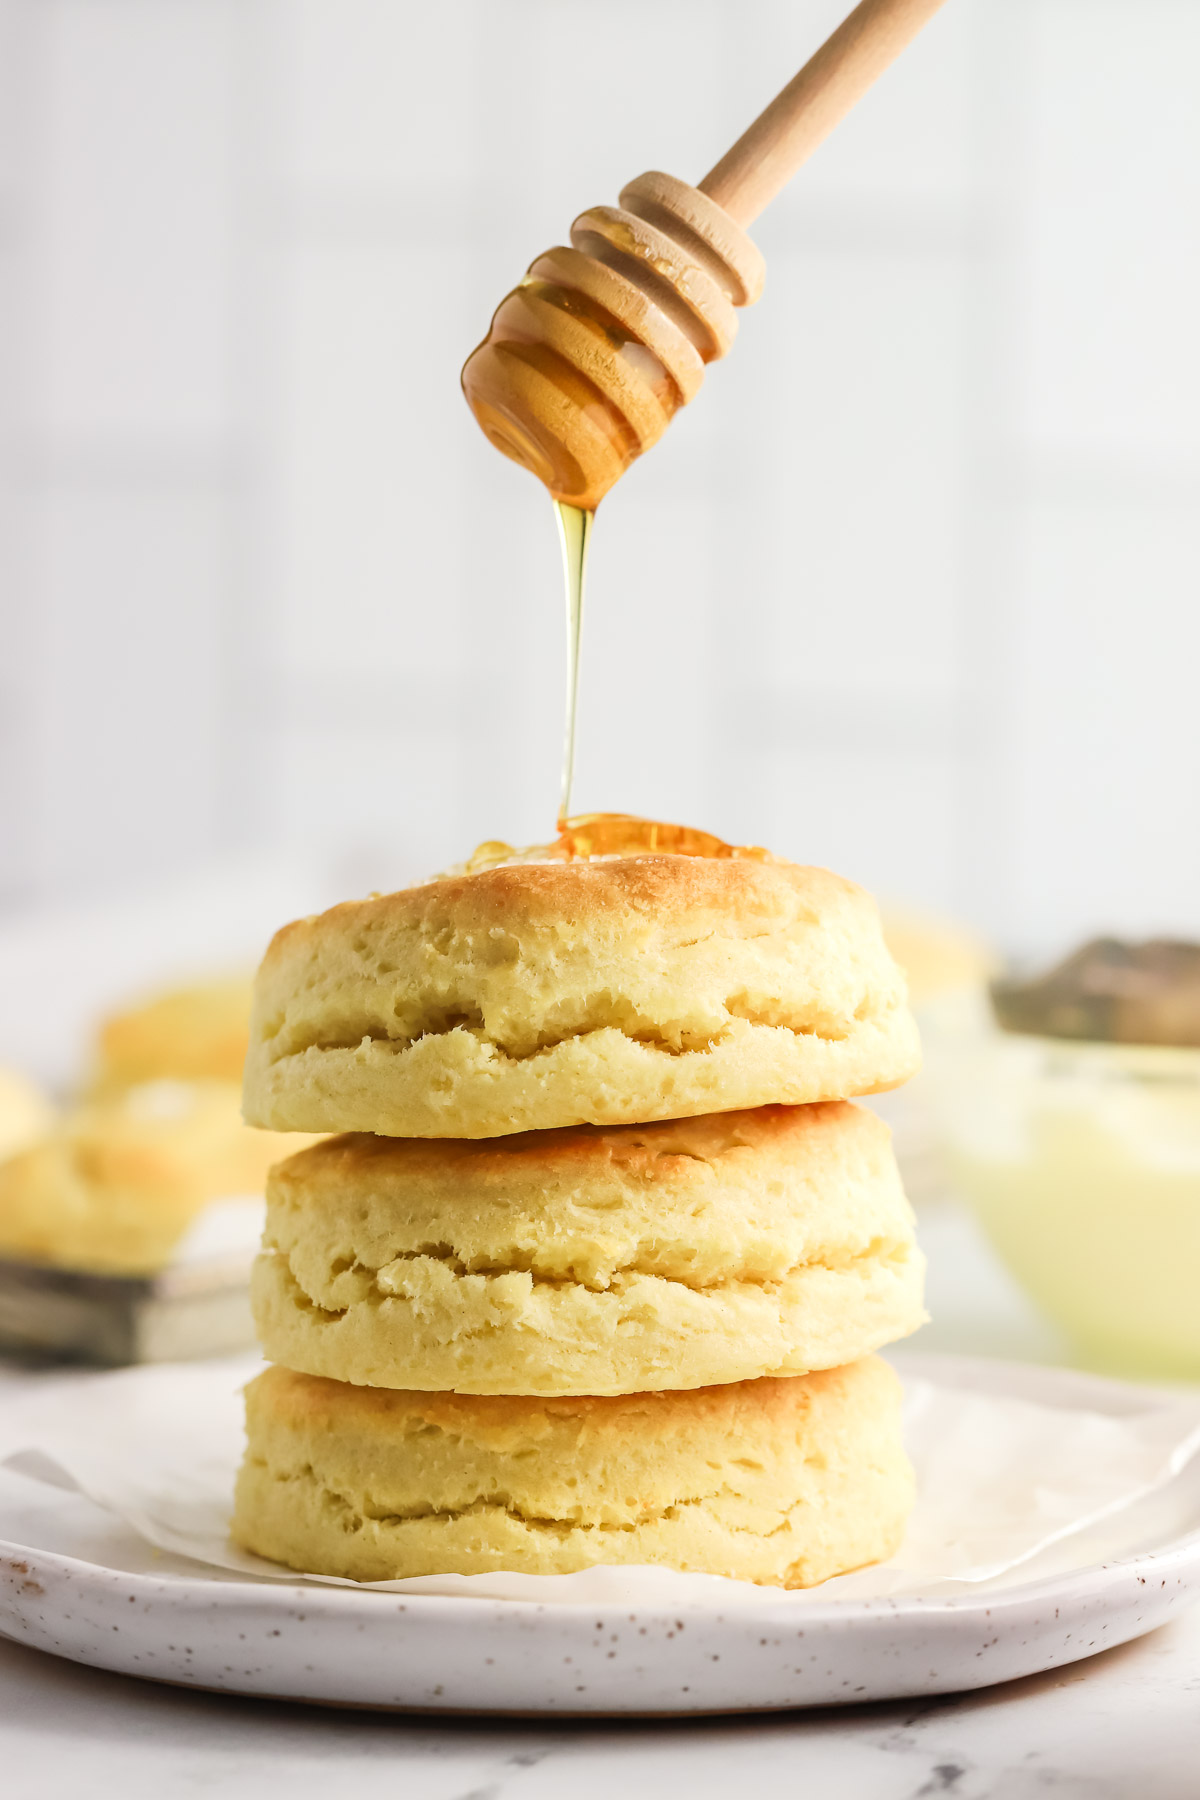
(252, 1101), (925, 1396)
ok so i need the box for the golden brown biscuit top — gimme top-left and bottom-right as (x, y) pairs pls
(250, 851), (906, 1065)
(273, 1098), (875, 1187)
(254, 1357), (867, 1442)
(269, 852), (844, 947)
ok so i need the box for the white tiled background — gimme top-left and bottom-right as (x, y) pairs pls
(3, 0), (1199, 958)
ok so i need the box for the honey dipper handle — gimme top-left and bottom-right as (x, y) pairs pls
(699, 0), (950, 227)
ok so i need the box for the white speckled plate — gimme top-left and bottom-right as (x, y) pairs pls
(1, 1356), (1199, 1715)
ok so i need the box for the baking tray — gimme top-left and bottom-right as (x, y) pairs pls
(0, 1253), (256, 1364)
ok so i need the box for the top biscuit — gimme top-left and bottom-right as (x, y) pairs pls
(243, 852), (919, 1138)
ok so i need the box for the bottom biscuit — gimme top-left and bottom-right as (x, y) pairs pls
(232, 1356), (914, 1588)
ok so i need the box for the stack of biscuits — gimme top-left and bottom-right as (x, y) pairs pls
(234, 846), (926, 1588)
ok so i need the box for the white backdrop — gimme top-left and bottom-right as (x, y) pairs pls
(2, 0), (1198, 959)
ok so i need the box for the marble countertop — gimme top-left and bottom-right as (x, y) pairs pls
(1, 1609), (1197, 1800)
(1, 1206), (1198, 1797)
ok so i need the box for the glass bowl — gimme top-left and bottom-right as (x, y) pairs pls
(922, 995), (1200, 1380)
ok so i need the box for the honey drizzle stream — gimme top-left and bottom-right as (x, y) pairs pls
(553, 500), (593, 828)
(536, 500), (766, 864)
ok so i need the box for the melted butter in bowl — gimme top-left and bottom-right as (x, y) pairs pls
(924, 940), (1200, 1380)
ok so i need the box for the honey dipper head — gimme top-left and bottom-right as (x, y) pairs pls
(461, 171), (764, 510)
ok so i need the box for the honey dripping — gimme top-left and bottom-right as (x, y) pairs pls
(462, 208), (760, 865)
(546, 515), (764, 861)
(553, 500), (592, 826)
(459, 25), (950, 869)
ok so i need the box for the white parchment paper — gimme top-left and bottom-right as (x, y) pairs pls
(3, 1355), (1199, 1607)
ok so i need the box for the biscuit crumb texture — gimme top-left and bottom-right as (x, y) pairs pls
(243, 857), (920, 1138)
(233, 1356), (914, 1586)
(252, 1103), (925, 1394)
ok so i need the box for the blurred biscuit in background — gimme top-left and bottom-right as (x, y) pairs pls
(882, 911), (995, 1011)
(90, 976), (255, 1093)
(0, 1066), (56, 1162)
(877, 910), (996, 1211)
(0, 1078), (312, 1276)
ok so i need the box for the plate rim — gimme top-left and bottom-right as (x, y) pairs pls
(3, 1517), (1199, 1627)
(2, 1348), (1199, 1629)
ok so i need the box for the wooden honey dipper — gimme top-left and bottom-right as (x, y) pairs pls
(462, 0), (949, 510)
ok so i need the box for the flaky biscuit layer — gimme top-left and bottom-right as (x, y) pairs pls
(233, 1356), (914, 1587)
(253, 1103), (924, 1394)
